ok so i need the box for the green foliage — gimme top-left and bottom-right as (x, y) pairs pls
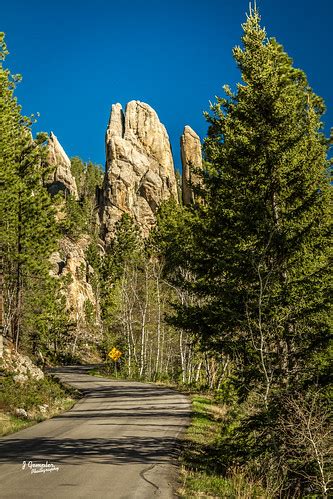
(172, 8), (332, 392)
(102, 214), (141, 289)
(22, 276), (73, 359)
(57, 158), (103, 240)
(150, 199), (194, 278)
(0, 33), (63, 352)
(104, 213), (142, 279)
(71, 156), (103, 200)
(179, 394), (267, 498)
(99, 214), (142, 333)
(0, 374), (76, 436)
(155, 8), (332, 496)
(84, 299), (95, 326)
(66, 157), (103, 238)
(59, 194), (87, 238)
(1, 375), (65, 411)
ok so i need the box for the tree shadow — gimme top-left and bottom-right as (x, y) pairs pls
(0, 435), (180, 466)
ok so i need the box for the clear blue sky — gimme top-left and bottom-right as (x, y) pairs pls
(2, 0), (332, 170)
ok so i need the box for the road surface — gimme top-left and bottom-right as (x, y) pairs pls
(0, 366), (190, 498)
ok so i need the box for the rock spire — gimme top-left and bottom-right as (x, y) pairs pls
(180, 125), (202, 205)
(102, 100), (178, 240)
(47, 132), (78, 199)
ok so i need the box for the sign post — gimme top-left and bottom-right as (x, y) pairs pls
(107, 347), (123, 376)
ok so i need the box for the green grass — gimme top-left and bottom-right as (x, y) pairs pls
(0, 413), (35, 436)
(0, 374), (78, 437)
(178, 394), (267, 498)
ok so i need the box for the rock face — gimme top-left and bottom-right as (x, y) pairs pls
(102, 101), (178, 240)
(180, 125), (202, 205)
(49, 236), (101, 346)
(47, 132), (78, 199)
(1, 338), (44, 382)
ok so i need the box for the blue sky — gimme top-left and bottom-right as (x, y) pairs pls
(2, 0), (332, 170)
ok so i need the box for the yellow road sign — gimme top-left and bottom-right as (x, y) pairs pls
(108, 347), (122, 361)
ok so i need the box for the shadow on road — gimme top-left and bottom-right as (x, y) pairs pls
(0, 366), (190, 475)
(0, 435), (180, 466)
(47, 364), (102, 375)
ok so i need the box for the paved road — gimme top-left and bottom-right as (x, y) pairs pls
(0, 366), (190, 498)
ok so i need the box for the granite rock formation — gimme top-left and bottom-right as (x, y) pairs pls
(47, 132), (78, 199)
(1, 338), (44, 382)
(49, 235), (101, 341)
(180, 125), (202, 205)
(41, 106), (202, 359)
(102, 101), (178, 240)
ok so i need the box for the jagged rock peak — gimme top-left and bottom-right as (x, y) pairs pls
(48, 131), (71, 167)
(106, 103), (125, 139)
(181, 125), (202, 205)
(124, 101), (172, 157)
(47, 132), (78, 199)
(102, 100), (178, 240)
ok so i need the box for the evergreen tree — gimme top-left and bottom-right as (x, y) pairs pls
(0, 33), (61, 352)
(168, 9), (332, 492)
(164, 10), (331, 497)
(65, 157), (103, 239)
(177, 7), (332, 397)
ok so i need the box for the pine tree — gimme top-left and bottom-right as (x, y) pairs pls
(0, 33), (60, 351)
(170, 8), (332, 493)
(59, 157), (103, 240)
(177, 8), (332, 400)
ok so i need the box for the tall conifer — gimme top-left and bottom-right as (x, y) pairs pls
(176, 8), (332, 398)
(166, 8), (332, 492)
(0, 33), (60, 351)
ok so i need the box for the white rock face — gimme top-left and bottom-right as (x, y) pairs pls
(102, 101), (178, 240)
(49, 235), (102, 344)
(47, 132), (78, 199)
(181, 125), (202, 205)
(106, 102), (124, 147)
(1, 341), (44, 381)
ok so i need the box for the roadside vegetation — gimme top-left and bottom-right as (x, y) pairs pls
(178, 394), (268, 498)
(0, 374), (78, 437)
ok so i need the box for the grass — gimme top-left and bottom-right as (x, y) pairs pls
(178, 394), (267, 498)
(0, 412), (35, 436)
(0, 374), (78, 437)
